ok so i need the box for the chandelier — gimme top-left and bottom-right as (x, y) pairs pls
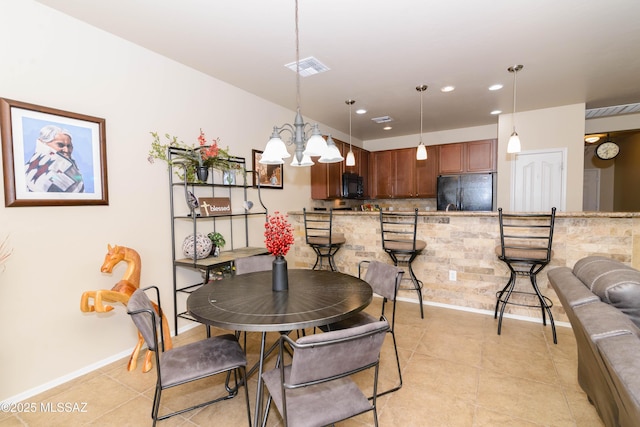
(259, 0), (340, 167)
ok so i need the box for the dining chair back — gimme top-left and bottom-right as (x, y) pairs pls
(303, 208), (346, 271)
(320, 260), (404, 396)
(234, 254), (273, 275)
(261, 319), (389, 427)
(127, 286), (251, 426)
(494, 207), (557, 343)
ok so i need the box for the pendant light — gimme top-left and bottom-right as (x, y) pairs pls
(416, 85), (428, 160)
(345, 99), (356, 167)
(260, 0), (335, 166)
(507, 65), (523, 154)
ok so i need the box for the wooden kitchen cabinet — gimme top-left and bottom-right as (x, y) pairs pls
(371, 150), (394, 198)
(310, 139), (344, 200)
(393, 148), (416, 198)
(438, 139), (496, 174)
(415, 145), (438, 197)
(370, 146), (438, 198)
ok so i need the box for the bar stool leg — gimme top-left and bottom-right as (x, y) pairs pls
(388, 252), (424, 319)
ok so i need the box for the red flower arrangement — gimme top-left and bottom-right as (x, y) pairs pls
(196, 128), (221, 167)
(264, 211), (294, 257)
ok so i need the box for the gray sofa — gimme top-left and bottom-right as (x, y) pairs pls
(547, 256), (640, 427)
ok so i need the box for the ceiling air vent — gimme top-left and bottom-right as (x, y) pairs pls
(586, 102), (640, 119)
(285, 56), (329, 77)
(371, 116), (394, 124)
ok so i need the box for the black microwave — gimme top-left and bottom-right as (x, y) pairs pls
(342, 173), (363, 198)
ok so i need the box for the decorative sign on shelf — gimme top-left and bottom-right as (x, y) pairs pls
(199, 197), (231, 216)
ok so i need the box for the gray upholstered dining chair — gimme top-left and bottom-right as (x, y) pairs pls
(127, 286), (251, 426)
(234, 254), (273, 275)
(261, 319), (389, 427)
(320, 260), (404, 396)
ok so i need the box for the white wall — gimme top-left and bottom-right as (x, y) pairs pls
(364, 124), (497, 151)
(0, 0), (346, 401)
(496, 103), (586, 211)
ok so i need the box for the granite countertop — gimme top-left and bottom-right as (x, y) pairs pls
(289, 210), (640, 218)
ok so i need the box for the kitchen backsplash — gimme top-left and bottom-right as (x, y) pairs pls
(311, 198), (437, 212)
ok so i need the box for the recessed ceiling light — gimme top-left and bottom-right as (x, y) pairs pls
(356, 108), (367, 114)
(491, 110), (502, 115)
(441, 85), (455, 93)
(488, 84), (503, 91)
(383, 126), (392, 130)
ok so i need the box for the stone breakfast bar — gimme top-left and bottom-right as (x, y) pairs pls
(288, 210), (640, 325)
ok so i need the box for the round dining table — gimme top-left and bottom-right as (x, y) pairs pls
(187, 269), (373, 426)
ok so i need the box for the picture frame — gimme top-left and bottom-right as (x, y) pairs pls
(222, 170), (236, 186)
(252, 149), (283, 189)
(0, 98), (108, 207)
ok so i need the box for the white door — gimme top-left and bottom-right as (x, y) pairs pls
(583, 169), (600, 211)
(511, 149), (565, 211)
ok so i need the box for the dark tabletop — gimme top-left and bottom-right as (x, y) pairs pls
(187, 269), (373, 332)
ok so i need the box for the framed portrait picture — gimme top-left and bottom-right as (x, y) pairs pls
(252, 149), (283, 189)
(0, 98), (108, 207)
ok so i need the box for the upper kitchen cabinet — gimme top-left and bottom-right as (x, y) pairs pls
(438, 139), (496, 174)
(310, 138), (344, 199)
(371, 150), (394, 199)
(415, 145), (438, 197)
(370, 146), (438, 198)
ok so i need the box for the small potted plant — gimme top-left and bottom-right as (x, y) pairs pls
(207, 232), (226, 257)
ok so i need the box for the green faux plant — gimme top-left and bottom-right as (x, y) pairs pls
(207, 232), (226, 248)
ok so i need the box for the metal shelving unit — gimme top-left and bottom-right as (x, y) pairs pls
(168, 147), (268, 333)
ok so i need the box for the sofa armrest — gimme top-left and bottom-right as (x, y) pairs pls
(548, 267), (600, 309)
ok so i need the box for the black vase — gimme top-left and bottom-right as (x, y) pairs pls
(272, 255), (289, 292)
(196, 166), (209, 182)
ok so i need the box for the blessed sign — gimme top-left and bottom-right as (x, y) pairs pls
(199, 197), (231, 216)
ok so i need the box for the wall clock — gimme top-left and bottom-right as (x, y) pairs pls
(595, 141), (619, 160)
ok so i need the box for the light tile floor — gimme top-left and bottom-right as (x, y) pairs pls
(1, 299), (605, 426)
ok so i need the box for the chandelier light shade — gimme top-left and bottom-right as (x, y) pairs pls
(507, 65), (523, 154)
(416, 84), (428, 160)
(319, 135), (344, 163)
(345, 99), (356, 167)
(260, 0), (338, 166)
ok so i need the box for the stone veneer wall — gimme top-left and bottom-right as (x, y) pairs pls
(289, 211), (640, 324)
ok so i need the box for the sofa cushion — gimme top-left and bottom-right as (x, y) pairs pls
(548, 267), (600, 308)
(573, 256), (640, 328)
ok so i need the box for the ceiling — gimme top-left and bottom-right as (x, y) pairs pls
(35, 0), (640, 142)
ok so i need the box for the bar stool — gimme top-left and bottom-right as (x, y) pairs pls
(303, 208), (346, 271)
(495, 207), (557, 343)
(380, 208), (426, 318)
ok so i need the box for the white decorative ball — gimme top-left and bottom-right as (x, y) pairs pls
(182, 232), (212, 259)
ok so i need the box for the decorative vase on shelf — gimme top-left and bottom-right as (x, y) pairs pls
(272, 255), (289, 292)
(196, 166), (209, 182)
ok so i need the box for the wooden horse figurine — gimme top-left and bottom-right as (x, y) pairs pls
(80, 244), (172, 372)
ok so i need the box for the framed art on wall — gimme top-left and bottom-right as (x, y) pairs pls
(252, 149), (283, 189)
(0, 98), (108, 207)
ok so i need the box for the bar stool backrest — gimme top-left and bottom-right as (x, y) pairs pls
(497, 207), (556, 263)
(303, 208), (335, 244)
(380, 208), (419, 252)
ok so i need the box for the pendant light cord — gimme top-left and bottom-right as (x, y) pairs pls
(420, 88), (424, 143)
(512, 68), (517, 131)
(295, 0), (300, 110)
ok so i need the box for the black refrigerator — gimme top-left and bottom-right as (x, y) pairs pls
(437, 173), (494, 211)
